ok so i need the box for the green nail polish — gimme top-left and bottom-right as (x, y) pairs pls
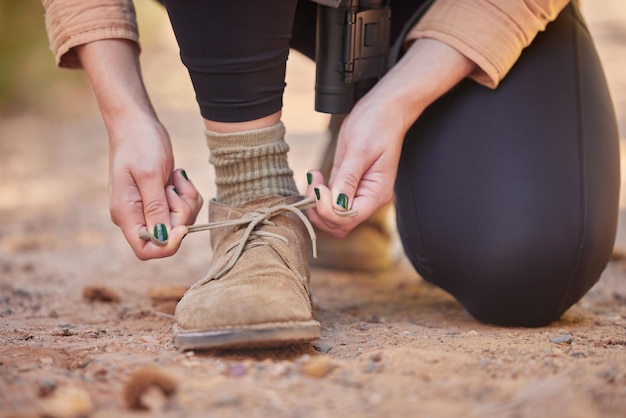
(337, 193), (349, 210)
(307, 172), (313, 185)
(153, 224), (168, 242)
(173, 187), (180, 196)
(181, 170), (189, 181)
(314, 188), (320, 200)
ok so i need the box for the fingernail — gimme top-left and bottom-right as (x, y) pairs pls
(337, 193), (349, 210)
(307, 172), (313, 185)
(153, 224), (168, 242)
(314, 188), (320, 200)
(173, 187), (180, 196)
(181, 170), (189, 181)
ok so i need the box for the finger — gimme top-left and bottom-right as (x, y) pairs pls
(166, 185), (192, 228)
(305, 169), (325, 199)
(171, 169), (203, 221)
(306, 171), (361, 238)
(108, 174), (165, 256)
(305, 171), (338, 231)
(136, 176), (173, 240)
(115, 172), (174, 258)
(135, 224), (189, 260)
(111, 195), (187, 260)
(328, 151), (368, 216)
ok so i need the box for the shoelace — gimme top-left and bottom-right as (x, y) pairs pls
(139, 196), (358, 282)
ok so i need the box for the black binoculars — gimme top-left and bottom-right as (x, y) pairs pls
(315, 0), (391, 114)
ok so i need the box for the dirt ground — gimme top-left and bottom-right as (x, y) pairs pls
(1, 2), (626, 417)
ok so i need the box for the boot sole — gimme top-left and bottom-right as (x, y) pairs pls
(173, 320), (321, 351)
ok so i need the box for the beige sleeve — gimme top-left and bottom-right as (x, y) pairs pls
(406, 0), (572, 88)
(42, 0), (139, 68)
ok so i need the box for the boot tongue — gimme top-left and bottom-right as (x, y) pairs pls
(198, 195), (314, 287)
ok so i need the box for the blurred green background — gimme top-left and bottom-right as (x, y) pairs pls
(0, 0), (169, 114)
(0, 1), (76, 112)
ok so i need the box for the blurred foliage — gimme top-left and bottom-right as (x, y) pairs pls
(0, 1), (86, 112)
(0, 0), (169, 114)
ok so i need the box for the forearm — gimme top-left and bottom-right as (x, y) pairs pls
(363, 37), (476, 134)
(75, 39), (158, 136)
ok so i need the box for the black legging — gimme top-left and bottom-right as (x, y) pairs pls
(162, 1), (619, 327)
(162, 0), (426, 121)
(396, 4), (619, 326)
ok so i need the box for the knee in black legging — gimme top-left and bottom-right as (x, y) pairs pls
(396, 211), (603, 327)
(394, 3), (619, 327)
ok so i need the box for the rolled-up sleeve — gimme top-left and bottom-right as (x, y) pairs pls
(42, 0), (139, 68)
(407, 0), (571, 88)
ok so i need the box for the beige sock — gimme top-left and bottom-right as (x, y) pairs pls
(206, 121), (299, 206)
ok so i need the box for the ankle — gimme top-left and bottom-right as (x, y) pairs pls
(203, 112), (281, 134)
(206, 121), (299, 206)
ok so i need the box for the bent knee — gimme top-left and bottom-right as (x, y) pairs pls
(410, 240), (606, 327)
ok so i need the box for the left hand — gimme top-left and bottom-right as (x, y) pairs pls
(306, 90), (405, 238)
(306, 38), (477, 237)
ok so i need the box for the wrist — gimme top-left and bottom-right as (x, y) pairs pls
(76, 39), (157, 126)
(368, 38), (476, 130)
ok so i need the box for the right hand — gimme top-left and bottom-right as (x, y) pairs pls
(75, 39), (203, 260)
(108, 116), (203, 260)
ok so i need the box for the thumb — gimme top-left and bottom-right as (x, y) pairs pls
(329, 153), (367, 213)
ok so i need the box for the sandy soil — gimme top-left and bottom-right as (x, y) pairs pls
(1, 1), (625, 417)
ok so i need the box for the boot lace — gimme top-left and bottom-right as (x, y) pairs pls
(139, 196), (358, 284)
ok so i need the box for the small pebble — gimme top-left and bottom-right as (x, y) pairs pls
(550, 334), (573, 345)
(139, 336), (159, 345)
(93, 368), (108, 380)
(38, 385), (92, 418)
(53, 326), (77, 337)
(363, 361), (377, 374)
(148, 286), (188, 302)
(313, 341), (333, 354)
(123, 366), (177, 410)
(12, 287), (33, 297)
(38, 379), (57, 398)
(303, 356), (334, 378)
(228, 363), (248, 377)
(153, 301), (177, 315)
(82, 285), (121, 303)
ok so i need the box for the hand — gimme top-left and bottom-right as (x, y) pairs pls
(306, 93), (404, 237)
(306, 39), (477, 237)
(75, 39), (203, 259)
(108, 116), (203, 259)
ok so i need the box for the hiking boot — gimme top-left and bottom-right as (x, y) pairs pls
(173, 195), (320, 350)
(312, 200), (403, 271)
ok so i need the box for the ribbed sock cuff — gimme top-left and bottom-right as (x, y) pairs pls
(206, 122), (299, 206)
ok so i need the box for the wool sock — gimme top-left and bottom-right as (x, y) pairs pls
(206, 121), (299, 206)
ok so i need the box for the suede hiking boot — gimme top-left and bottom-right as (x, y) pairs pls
(312, 201), (403, 271)
(173, 195), (320, 350)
